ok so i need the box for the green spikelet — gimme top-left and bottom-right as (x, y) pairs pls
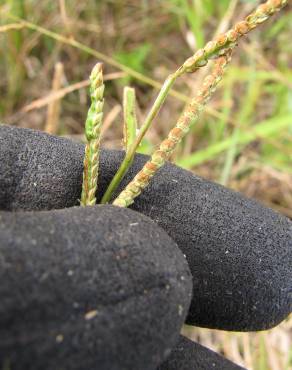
(80, 63), (104, 206)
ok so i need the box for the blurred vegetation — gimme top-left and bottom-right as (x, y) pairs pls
(0, 1), (291, 368)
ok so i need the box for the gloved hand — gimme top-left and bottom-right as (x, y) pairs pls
(157, 335), (244, 370)
(0, 204), (193, 370)
(0, 124), (291, 370)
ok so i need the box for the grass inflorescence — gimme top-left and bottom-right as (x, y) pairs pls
(100, 0), (289, 205)
(106, 0), (288, 207)
(80, 63), (104, 206)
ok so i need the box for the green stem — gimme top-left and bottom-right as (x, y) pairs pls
(100, 70), (182, 204)
(5, 0), (25, 112)
(123, 87), (137, 152)
(133, 71), (182, 148)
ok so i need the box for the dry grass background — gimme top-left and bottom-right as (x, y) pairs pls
(0, 0), (291, 369)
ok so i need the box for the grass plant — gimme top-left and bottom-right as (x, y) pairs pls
(1, 1), (291, 368)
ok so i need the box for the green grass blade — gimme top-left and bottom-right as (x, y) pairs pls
(177, 115), (292, 169)
(219, 125), (240, 186)
(219, 66), (260, 185)
(4, 0), (25, 111)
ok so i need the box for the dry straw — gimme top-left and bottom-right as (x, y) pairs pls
(45, 62), (64, 135)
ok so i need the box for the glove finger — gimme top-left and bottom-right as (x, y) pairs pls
(0, 205), (192, 370)
(1, 125), (291, 331)
(115, 149), (292, 331)
(158, 335), (246, 370)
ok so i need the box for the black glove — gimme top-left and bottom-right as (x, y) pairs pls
(0, 195), (241, 370)
(0, 124), (291, 369)
(158, 335), (245, 370)
(0, 204), (192, 370)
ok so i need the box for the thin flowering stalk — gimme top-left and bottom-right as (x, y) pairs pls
(113, 51), (232, 208)
(101, 0), (288, 204)
(181, 0), (288, 74)
(80, 63), (104, 206)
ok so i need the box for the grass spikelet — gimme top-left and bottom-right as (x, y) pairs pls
(80, 63), (104, 206)
(182, 0), (288, 73)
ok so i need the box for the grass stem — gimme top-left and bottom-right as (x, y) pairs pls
(123, 87), (138, 152)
